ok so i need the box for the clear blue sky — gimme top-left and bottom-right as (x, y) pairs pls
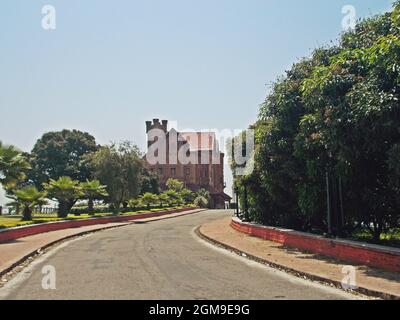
(0, 0), (394, 206)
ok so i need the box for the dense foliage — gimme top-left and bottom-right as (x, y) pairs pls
(81, 179), (108, 215)
(231, 2), (400, 241)
(11, 186), (47, 220)
(44, 176), (84, 218)
(126, 179), (198, 210)
(0, 137), (162, 218)
(0, 142), (30, 189)
(89, 142), (146, 213)
(29, 129), (98, 188)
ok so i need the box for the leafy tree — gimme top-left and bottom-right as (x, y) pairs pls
(44, 176), (84, 218)
(298, 7), (400, 238)
(140, 168), (160, 194)
(231, 2), (400, 241)
(81, 180), (108, 215)
(29, 130), (98, 188)
(9, 186), (47, 221)
(0, 142), (31, 189)
(90, 142), (143, 213)
(166, 178), (184, 192)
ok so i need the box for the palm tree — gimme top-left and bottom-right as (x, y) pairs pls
(179, 188), (195, 204)
(0, 141), (30, 189)
(128, 198), (141, 211)
(10, 186), (47, 221)
(165, 189), (183, 206)
(140, 192), (158, 210)
(81, 180), (108, 215)
(44, 177), (84, 218)
(158, 193), (170, 208)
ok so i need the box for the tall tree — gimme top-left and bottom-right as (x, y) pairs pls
(29, 130), (98, 188)
(90, 142), (144, 213)
(231, 2), (400, 241)
(140, 168), (160, 194)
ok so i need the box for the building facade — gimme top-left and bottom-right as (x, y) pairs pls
(145, 119), (231, 209)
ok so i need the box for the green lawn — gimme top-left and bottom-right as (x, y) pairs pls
(0, 206), (186, 230)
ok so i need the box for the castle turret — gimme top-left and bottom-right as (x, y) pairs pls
(146, 119), (168, 133)
(146, 119), (168, 148)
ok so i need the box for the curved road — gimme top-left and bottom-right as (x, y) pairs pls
(0, 210), (357, 300)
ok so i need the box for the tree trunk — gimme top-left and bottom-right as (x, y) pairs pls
(58, 201), (69, 218)
(88, 198), (94, 215)
(373, 225), (382, 243)
(22, 207), (32, 221)
(112, 202), (120, 215)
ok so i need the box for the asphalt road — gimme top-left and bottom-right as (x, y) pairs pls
(0, 210), (358, 300)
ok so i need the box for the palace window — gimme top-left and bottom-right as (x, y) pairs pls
(171, 168), (176, 176)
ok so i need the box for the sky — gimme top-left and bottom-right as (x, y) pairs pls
(0, 0), (394, 206)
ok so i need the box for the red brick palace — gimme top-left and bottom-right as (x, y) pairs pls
(145, 119), (231, 209)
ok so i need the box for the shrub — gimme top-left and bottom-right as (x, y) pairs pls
(194, 195), (208, 208)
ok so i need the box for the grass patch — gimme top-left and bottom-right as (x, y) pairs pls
(0, 206), (189, 230)
(0, 217), (35, 229)
(0, 214), (110, 229)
